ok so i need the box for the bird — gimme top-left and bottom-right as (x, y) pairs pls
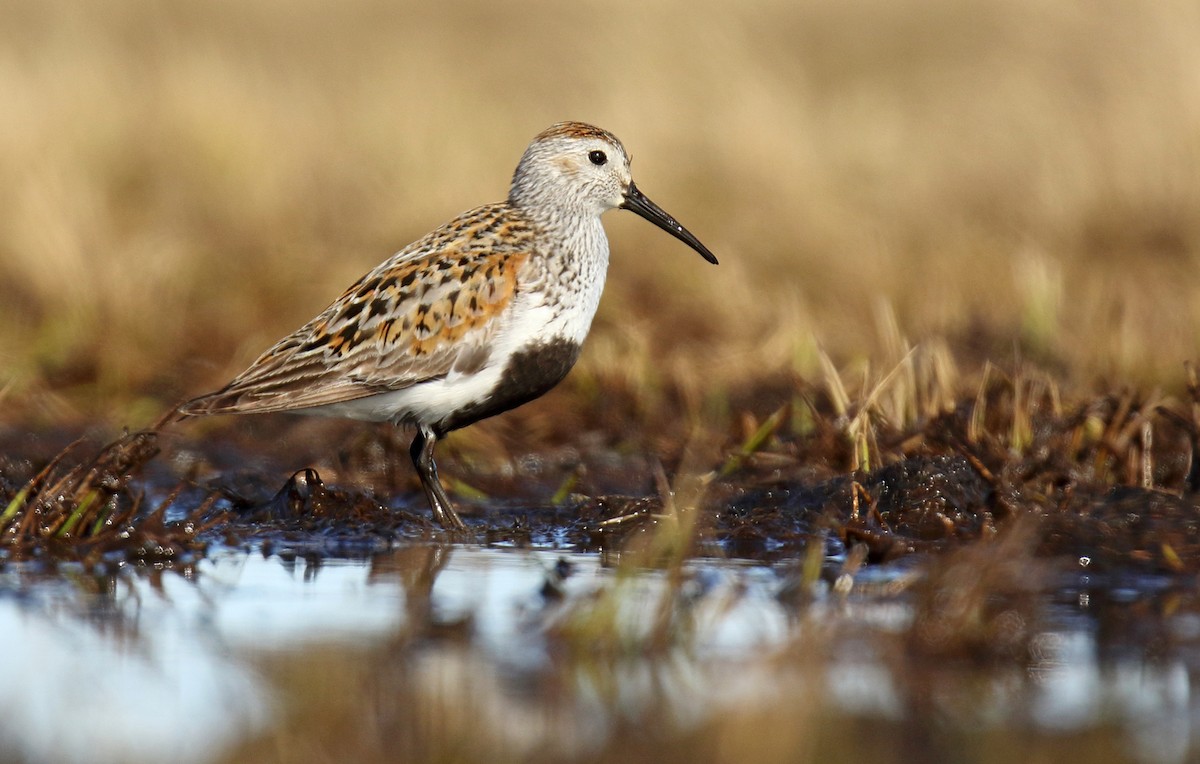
(176, 121), (718, 530)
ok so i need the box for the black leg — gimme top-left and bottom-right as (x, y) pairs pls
(409, 425), (466, 531)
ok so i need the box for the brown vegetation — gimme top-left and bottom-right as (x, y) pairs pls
(1, 1), (1198, 761)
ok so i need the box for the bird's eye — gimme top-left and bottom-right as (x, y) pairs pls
(588, 150), (607, 166)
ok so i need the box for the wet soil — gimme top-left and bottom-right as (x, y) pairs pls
(2, 368), (1198, 579)
(4, 368), (1200, 763)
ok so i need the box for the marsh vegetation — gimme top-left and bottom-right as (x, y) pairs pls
(2, 0), (1200, 761)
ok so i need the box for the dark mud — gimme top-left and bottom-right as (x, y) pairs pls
(2, 366), (1199, 580)
(4, 368), (1200, 763)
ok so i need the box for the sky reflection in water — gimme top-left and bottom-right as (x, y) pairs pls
(0, 547), (1195, 763)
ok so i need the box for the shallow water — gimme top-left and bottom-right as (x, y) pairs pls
(2, 544), (1197, 764)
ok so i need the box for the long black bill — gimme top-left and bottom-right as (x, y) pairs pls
(620, 182), (719, 265)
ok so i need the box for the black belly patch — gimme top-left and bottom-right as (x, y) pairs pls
(440, 336), (582, 432)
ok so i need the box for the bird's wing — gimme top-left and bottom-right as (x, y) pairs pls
(178, 205), (535, 416)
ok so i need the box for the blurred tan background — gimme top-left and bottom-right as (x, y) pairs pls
(2, 0), (1198, 426)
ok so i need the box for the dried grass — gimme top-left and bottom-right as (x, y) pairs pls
(0, 0), (1197, 430)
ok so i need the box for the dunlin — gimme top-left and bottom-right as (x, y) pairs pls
(178, 121), (717, 530)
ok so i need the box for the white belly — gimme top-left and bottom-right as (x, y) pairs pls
(304, 280), (600, 427)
